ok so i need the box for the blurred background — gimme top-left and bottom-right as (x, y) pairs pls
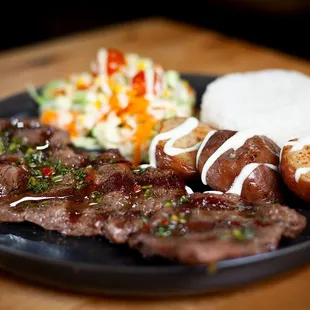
(1, 0), (310, 60)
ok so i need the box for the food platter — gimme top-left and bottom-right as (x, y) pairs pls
(0, 73), (309, 297)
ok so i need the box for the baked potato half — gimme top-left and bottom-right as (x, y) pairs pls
(196, 130), (284, 205)
(154, 117), (214, 181)
(280, 137), (310, 202)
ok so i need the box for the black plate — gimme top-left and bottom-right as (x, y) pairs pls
(0, 74), (309, 297)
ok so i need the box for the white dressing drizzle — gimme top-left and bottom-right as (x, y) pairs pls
(10, 196), (69, 207)
(148, 117), (281, 198)
(226, 163), (278, 195)
(279, 145), (284, 164)
(148, 117), (201, 167)
(36, 140), (50, 150)
(196, 130), (217, 168)
(185, 186), (194, 194)
(144, 68), (154, 98)
(203, 190), (223, 195)
(295, 167), (310, 183)
(139, 164), (151, 169)
(286, 136), (310, 152)
(282, 137), (310, 182)
(97, 48), (108, 75)
(200, 130), (259, 185)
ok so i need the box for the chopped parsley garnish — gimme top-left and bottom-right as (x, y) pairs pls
(51, 175), (64, 183)
(141, 184), (152, 189)
(17, 149), (74, 193)
(153, 212), (189, 238)
(22, 150), (46, 168)
(143, 188), (152, 198)
(164, 200), (173, 207)
(88, 153), (96, 161)
(178, 195), (190, 205)
(132, 166), (146, 175)
(0, 135), (29, 155)
(27, 176), (49, 193)
(0, 140), (4, 153)
(153, 223), (172, 237)
(72, 168), (87, 189)
(54, 160), (70, 175)
(30, 169), (43, 178)
(232, 227), (255, 241)
(141, 214), (148, 223)
(90, 191), (103, 203)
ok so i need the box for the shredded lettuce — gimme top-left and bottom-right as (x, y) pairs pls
(42, 80), (64, 99)
(27, 84), (48, 105)
(72, 91), (88, 105)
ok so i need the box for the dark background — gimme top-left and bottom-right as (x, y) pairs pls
(2, 1), (310, 60)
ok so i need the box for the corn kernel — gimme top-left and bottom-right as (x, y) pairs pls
(171, 215), (179, 222)
(138, 61), (145, 70)
(163, 90), (169, 98)
(77, 77), (84, 85)
(114, 85), (123, 93)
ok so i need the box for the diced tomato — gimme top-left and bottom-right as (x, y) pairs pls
(42, 167), (54, 177)
(142, 223), (151, 232)
(132, 70), (146, 96)
(134, 185), (142, 193)
(133, 69), (161, 96)
(19, 162), (27, 171)
(107, 48), (126, 76)
(161, 219), (169, 226)
(85, 169), (95, 183)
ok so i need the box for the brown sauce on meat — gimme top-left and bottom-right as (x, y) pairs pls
(95, 172), (135, 195)
(67, 201), (89, 224)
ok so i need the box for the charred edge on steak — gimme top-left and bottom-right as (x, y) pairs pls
(0, 118), (307, 264)
(128, 192), (307, 264)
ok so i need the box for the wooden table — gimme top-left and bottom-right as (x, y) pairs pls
(0, 17), (309, 310)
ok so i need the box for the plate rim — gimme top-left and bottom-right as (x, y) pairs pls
(0, 228), (309, 274)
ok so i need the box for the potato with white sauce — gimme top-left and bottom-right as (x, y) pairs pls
(196, 129), (284, 206)
(280, 137), (310, 202)
(152, 117), (214, 181)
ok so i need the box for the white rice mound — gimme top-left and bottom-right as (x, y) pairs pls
(200, 69), (310, 147)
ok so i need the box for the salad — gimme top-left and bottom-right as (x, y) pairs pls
(29, 48), (196, 165)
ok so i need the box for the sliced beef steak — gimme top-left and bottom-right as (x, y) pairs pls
(0, 117), (70, 149)
(1, 166), (187, 243)
(0, 164), (28, 196)
(128, 192), (307, 264)
(50, 148), (86, 168)
(0, 117), (307, 265)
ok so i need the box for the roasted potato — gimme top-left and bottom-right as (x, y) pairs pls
(154, 117), (214, 181)
(280, 138), (310, 202)
(196, 130), (284, 205)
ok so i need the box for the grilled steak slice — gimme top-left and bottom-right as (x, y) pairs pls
(128, 192), (307, 264)
(0, 118), (70, 149)
(1, 166), (187, 242)
(91, 149), (133, 167)
(0, 164), (28, 197)
(49, 148), (86, 168)
(0, 117), (71, 166)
